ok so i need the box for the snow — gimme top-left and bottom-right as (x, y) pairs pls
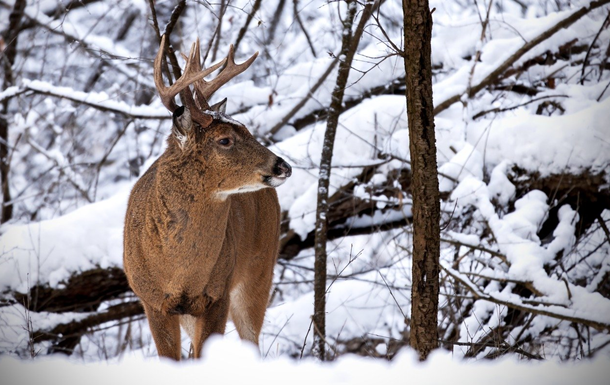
(0, 185), (131, 293)
(466, 96), (610, 176)
(20, 80), (170, 119)
(0, 339), (609, 385)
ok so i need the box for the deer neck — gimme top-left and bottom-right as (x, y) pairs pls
(155, 152), (232, 241)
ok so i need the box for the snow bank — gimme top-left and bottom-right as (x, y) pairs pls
(0, 185), (131, 293)
(0, 338), (608, 385)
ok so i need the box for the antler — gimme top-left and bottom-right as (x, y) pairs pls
(153, 35), (227, 111)
(183, 39), (258, 110)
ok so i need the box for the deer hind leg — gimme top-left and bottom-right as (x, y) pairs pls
(229, 275), (273, 347)
(143, 302), (181, 360)
(191, 297), (231, 359)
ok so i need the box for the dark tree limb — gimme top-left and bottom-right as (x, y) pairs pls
(147, 0), (186, 102)
(15, 267), (130, 313)
(34, 301), (144, 355)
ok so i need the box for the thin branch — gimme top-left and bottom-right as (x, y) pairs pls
(580, 10), (610, 85)
(467, 0), (494, 97)
(233, 0), (262, 53)
(13, 81), (170, 119)
(598, 214), (610, 245)
(293, 0), (317, 57)
(472, 94), (569, 120)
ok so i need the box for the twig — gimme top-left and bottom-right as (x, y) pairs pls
(378, 270), (406, 319)
(210, 0), (228, 62)
(299, 318), (314, 359)
(597, 78), (610, 101)
(467, 0), (494, 97)
(233, 0), (262, 54)
(598, 214), (610, 245)
(311, 316), (339, 358)
(371, 6), (402, 55)
(580, 10), (610, 85)
(161, 0), (187, 82)
(472, 94), (569, 120)
(264, 314), (293, 358)
(293, 0), (317, 57)
(92, 120), (132, 200)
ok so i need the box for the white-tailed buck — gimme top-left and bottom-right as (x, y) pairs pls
(123, 36), (291, 360)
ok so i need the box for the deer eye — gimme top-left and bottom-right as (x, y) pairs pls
(217, 137), (233, 147)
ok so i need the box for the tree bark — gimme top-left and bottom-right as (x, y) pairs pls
(402, 0), (440, 360)
(0, 0), (26, 223)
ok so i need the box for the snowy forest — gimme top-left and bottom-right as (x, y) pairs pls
(0, 0), (609, 382)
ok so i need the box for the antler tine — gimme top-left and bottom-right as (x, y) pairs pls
(153, 35), (225, 112)
(181, 38), (227, 110)
(192, 44), (259, 105)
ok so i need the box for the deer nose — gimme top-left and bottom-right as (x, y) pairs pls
(274, 158), (292, 178)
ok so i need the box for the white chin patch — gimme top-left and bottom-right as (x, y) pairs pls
(266, 176), (287, 187)
(216, 184), (266, 200)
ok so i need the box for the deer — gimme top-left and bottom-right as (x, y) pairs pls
(123, 35), (291, 360)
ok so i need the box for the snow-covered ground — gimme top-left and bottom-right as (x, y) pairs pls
(1, 338), (609, 385)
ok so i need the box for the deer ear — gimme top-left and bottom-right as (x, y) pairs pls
(209, 98), (227, 114)
(172, 105), (193, 135)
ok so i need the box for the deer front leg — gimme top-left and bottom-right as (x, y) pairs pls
(191, 297), (230, 359)
(143, 302), (182, 360)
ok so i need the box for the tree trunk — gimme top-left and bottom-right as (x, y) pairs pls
(312, 0), (358, 361)
(0, 0), (26, 223)
(402, 0), (440, 360)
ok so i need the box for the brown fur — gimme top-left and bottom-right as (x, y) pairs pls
(123, 116), (287, 359)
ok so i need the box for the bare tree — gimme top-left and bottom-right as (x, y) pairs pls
(312, 0), (358, 361)
(312, 0), (376, 361)
(402, 0), (440, 360)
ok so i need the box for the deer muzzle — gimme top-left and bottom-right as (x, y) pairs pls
(264, 157), (292, 187)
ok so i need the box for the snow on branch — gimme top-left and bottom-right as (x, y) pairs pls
(17, 2), (156, 89)
(433, 0), (610, 115)
(441, 261), (610, 332)
(9, 80), (170, 120)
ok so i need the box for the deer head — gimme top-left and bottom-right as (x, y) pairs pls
(153, 36), (291, 199)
